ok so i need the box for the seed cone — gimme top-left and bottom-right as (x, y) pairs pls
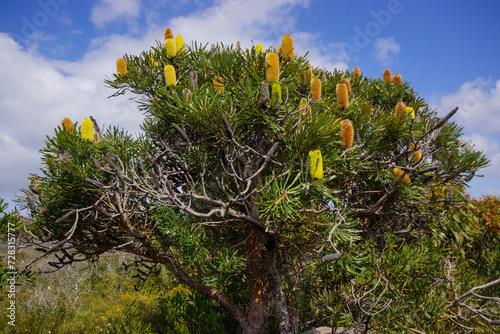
(164, 28), (173, 40)
(164, 65), (176, 87)
(393, 73), (402, 85)
(81, 118), (94, 142)
(336, 83), (349, 109)
(309, 150), (323, 179)
(395, 101), (406, 119)
(116, 58), (127, 77)
(281, 34), (294, 61)
(340, 119), (354, 149)
(383, 69), (392, 84)
(61, 118), (73, 134)
(165, 38), (176, 57)
(265, 53), (279, 83)
(311, 78), (321, 101)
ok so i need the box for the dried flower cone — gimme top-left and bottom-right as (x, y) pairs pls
(164, 65), (176, 87)
(340, 119), (354, 149)
(353, 66), (361, 78)
(165, 38), (176, 57)
(342, 78), (351, 94)
(164, 28), (173, 40)
(336, 83), (349, 109)
(116, 58), (127, 77)
(61, 118), (73, 134)
(393, 73), (403, 85)
(384, 69), (392, 84)
(81, 118), (94, 142)
(265, 53), (279, 83)
(395, 101), (406, 119)
(410, 143), (421, 161)
(213, 76), (224, 92)
(309, 150), (323, 179)
(175, 35), (185, 53)
(311, 78), (322, 101)
(281, 34), (294, 61)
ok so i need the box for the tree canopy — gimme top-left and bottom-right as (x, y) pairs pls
(20, 32), (499, 333)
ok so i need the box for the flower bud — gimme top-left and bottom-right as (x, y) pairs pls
(395, 101), (406, 119)
(353, 66), (361, 78)
(393, 73), (402, 85)
(309, 150), (323, 179)
(164, 28), (173, 40)
(61, 118), (73, 134)
(383, 69), (392, 84)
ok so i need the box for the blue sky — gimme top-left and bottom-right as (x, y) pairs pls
(1, 0), (500, 208)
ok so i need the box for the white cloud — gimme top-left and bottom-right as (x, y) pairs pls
(374, 37), (400, 65)
(90, 0), (142, 27)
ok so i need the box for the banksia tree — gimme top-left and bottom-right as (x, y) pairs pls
(116, 58), (127, 77)
(23, 33), (496, 334)
(281, 34), (294, 61)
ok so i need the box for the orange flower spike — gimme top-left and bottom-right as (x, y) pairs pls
(81, 118), (94, 142)
(336, 83), (349, 109)
(175, 35), (185, 53)
(311, 78), (322, 101)
(410, 143), (421, 161)
(116, 58), (127, 77)
(265, 52), (279, 83)
(61, 118), (73, 134)
(164, 28), (173, 40)
(383, 69), (392, 84)
(353, 66), (361, 78)
(165, 38), (176, 57)
(395, 101), (406, 119)
(281, 34), (294, 61)
(164, 65), (176, 87)
(393, 73), (403, 85)
(340, 119), (354, 149)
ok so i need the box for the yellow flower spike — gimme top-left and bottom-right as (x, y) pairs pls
(164, 28), (173, 40)
(311, 78), (322, 101)
(94, 134), (101, 142)
(256, 44), (263, 55)
(308, 150), (323, 179)
(164, 65), (176, 87)
(395, 101), (406, 119)
(353, 66), (361, 78)
(340, 119), (354, 149)
(148, 54), (157, 67)
(342, 78), (352, 94)
(383, 69), (392, 84)
(81, 118), (94, 142)
(393, 73), (403, 85)
(270, 82), (282, 105)
(175, 35), (185, 53)
(336, 83), (349, 109)
(410, 143), (421, 161)
(406, 107), (415, 119)
(116, 58), (127, 77)
(265, 52), (279, 83)
(281, 34), (294, 61)
(213, 76), (224, 92)
(165, 38), (176, 57)
(61, 118), (73, 134)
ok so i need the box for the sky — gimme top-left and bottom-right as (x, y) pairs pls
(1, 0), (500, 209)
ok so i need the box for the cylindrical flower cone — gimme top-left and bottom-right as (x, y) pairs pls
(353, 66), (361, 78)
(281, 34), (294, 61)
(116, 58), (127, 77)
(393, 167), (410, 184)
(213, 76), (224, 92)
(311, 78), (322, 101)
(309, 150), (323, 179)
(164, 65), (176, 87)
(395, 101), (406, 119)
(342, 78), (351, 94)
(393, 73), (402, 85)
(340, 119), (354, 149)
(81, 118), (94, 142)
(383, 69), (392, 84)
(175, 35), (185, 53)
(265, 52), (279, 83)
(336, 83), (349, 109)
(406, 107), (415, 119)
(164, 28), (173, 40)
(165, 38), (176, 57)
(61, 118), (73, 134)
(410, 143), (421, 161)
(303, 63), (313, 84)
(256, 44), (263, 55)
